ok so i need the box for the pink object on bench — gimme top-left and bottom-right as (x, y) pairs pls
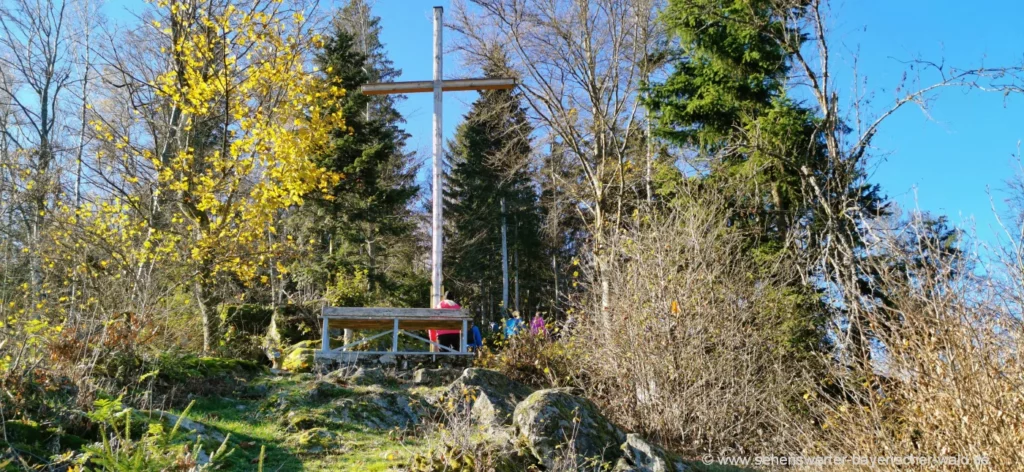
(429, 300), (462, 347)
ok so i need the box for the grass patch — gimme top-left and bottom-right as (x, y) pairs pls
(168, 375), (437, 471)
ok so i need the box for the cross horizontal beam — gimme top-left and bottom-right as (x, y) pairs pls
(361, 78), (517, 95)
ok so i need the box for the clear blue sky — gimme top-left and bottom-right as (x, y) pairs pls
(370, 0), (1024, 246)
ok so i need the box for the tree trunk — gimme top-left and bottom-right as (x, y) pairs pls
(194, 276), (218, 354)
(501, 198), (509, 315)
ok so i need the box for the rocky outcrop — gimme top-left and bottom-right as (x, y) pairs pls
(330, 391), (429, 430)
(513, 388), (626, 470)
(616, 434), (691, 472)
(446, 368), (534, 427)
(350, 367), (387, 386)
(304, 380), (350, 402)
(412, 368), (460, 387)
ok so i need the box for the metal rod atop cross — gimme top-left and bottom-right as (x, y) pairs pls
(361, 6), (516, 309)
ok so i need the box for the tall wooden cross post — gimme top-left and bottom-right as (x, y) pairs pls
(362, 6), (516, 309)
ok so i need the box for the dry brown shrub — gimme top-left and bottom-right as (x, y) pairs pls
(808, 211), (1024, 470)
(571, 197), (823, 457)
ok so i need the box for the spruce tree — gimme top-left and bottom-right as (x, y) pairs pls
(444, 52), (545, 321)
(289, 0), (424, 307)
(647, 0), (831, 360)
(647, 0), (890, 363)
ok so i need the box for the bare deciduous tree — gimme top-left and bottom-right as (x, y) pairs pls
(450, 0), (665, 327)
(0, 0), (83, 297)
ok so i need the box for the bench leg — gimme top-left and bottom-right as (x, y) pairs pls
(461, 320), (468, 353)
(321, 318), (330, 354)
(392, 319), (399, 352)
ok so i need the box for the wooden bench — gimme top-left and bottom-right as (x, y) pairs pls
(318, 307), (473, 361)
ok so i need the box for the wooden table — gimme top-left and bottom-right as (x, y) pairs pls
(318, 307), (473, 361)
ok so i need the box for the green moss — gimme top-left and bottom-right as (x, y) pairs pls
(281, 411), (333, 432)
(154, 353), (264, 383)
(1, 419), (92, 466)
(282, 347), (316, 373)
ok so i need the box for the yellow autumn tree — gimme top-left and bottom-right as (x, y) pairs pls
(81, 0), (344, 351)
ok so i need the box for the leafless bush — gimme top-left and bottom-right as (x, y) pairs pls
(572, 194), (823, 457)
(808, 208), (1024, 470)
(566, 189), (1024, 469)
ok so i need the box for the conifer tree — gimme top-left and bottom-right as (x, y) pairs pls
(647, 0), (832, 360)
(444, 52), (545, 321)
(647, 0), (891, 362)
(290, 0), (424, 308)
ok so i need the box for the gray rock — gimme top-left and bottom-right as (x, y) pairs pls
(446, 368), (534, 426)
(305, 380), (348, 402)
(412, 368), (460, 387)
(195, 449), (211, 467)
(157, 411), (226, 443)
(330, 391), (429, 429)
(350, 367), (386, 386)
(620, 434), (690, 472)
(378, 354), (397, 365)
(513, 388), (626, 470)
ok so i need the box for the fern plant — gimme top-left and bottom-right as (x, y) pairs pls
(72, 398), (233, 471)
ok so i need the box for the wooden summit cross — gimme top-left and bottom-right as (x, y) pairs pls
(317, 7), (515, 362)
(362, 6), (516, 309)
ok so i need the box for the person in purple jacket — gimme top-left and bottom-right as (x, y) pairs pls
(530, 312), (547, 336)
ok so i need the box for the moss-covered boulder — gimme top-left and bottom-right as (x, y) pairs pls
(282, 341), (317, 373)
(446, 368), (534, 427)
(286, 427), (338, 454)
(268, 304), (321, 347)
(155, 354), (263, 383)
(616, 433), (689, 472)
(330, 391), (431, 430)
(350, 367), (387, 386)
(513, 388), (626, 470)
(304, 380), (351, 403)
(281, 410), (332, 432)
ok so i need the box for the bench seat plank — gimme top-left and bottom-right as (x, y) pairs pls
(325, 319), (467, 330)
(321, 307), (469, 319)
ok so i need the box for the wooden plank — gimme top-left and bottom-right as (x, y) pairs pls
(460, 319), (468, 353)
(325, 319), (468, 330)
(392, 319), (399, 352)
(440, 79), (517, 92)
(360, 78), (517, 96)
(321, 307), (469, 319)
